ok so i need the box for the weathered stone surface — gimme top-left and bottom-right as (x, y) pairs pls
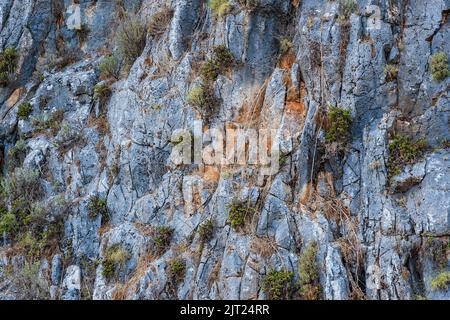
(0, 0), (449, 301)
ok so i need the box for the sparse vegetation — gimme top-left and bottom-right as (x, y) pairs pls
(87, 195), (109, 223)
(153, 226), (174, 255)
(168, 258), (186, 283)
(31, 109), (65, 136)
(0, 169), (66, 259)
(10, 261), (49, 299)
(198, 219), (214, 242)
(187, 85), (218, 113)
(227, 202), (254, 231)
(339, 0), (358, 21)
(116, 12), (147, 68)
(17, 102), (33, 120)
(299, 241), (321, 300)
(431, 272), (450, 291)
(76, 24), (90, 43)
(94, 83), (112, 105)
(99, 55), (120, 80)
(200, 45), (235, 83)
(148, 7), (174, 38)
(430, 51), (449, 82)
(263, 268), (294, 300)
(325, 106), (353, 143)
(0, 47), (19, 86)
(279, 37), (293, 55)
(388, 134), (428, 179)
(102, 244), (130, 280)
(7, 139), (28, 171)
(384, 64), (399, 82)
(209, 0), (231, 17)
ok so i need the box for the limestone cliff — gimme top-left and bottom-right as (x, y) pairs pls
(0, 0), (449, 300)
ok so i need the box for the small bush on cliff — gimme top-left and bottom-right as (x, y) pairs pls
(153, 226), (174, 255)
(116, 13), (147, 68)
(209, 0), (231, 17)
(200, 45), (235, 83)
(339, 0), (358, 21)
(198, 219), (214, 242)
(99, 55), (120, 80)
(0, 212), (17, 234)
(388, 134), (428, 178)
(102, 244), (130, 279)
(325, 106), (353, 143)
(0, 47), (19, 86)
(94, 83), (112, 105)
(148, 7), (174, 38)
(263, 269), (294, 300)
(31, 109), (65, 136)
(7, 139), (28, 171)
(17, 102), (33, 120)
(87, 195), (109, 223)
(430, 51), (449, 82)
(168, 258), (186, 283)
(384, 64), (399, 82)
(431, 272), (450, 291)
(227, 202), (255, 231)
(279, 37), (293, 55)
(299, 241), (321, 300)
(187, 85), (218, 114)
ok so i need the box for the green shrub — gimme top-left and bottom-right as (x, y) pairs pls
(187, 85), (218, 113)
(99, 55), (120, 80)
(430, 51), (449, 82)
(200, 60), (221, 83)
(200, 45), (235, 83)
(388, 135), (428, 178)
(198, 219), (214, 242)
(148, 7), (174, 38)
(227, 202), (254, 231)
(87, 195), (109, 223)
(339, 0), (358, 21)
(17, 102), (33, 120)
(7, 139), (28, 171)
(0, 168), (42, 202)
(31, 109), (65, 135)
(299, 241), (321, 300)
(102, 244), (130, 279)
(431, 272), (450, 291)
(116, 13), (147, 68)
(263, 268), (294, 300)
(384, 64), (399, 82)
(209, 0), (231, 17)
(11, 261), (49, 299)
(325, 106), (353, 143)
(279, 37), (293, 55)
(0, 171), (65, 258)
(94, 83), (112, 105)
(0, 212), (18, 234)
(153, 226), (174, 255)
(168, 258), (186, 283)
(0, 47), (19, 86)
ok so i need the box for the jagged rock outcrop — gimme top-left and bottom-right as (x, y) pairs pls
(0, 0), (449, 300)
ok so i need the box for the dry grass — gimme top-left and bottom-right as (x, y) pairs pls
(112, 251), (155, 300)
(249, 235), (277, 258)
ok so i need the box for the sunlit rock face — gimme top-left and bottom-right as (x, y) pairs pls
(0, 0), (449, 300)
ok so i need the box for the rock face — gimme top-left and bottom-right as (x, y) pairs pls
(0, 0), (449, 300)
